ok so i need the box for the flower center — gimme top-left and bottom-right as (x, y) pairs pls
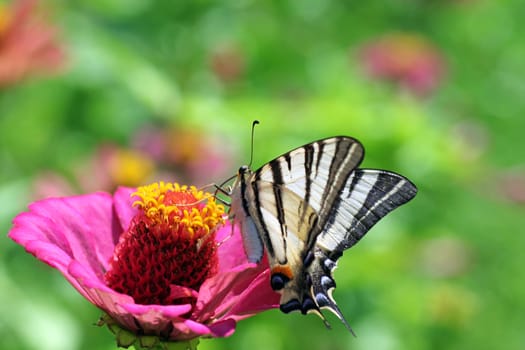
(105, 182), (224, 305)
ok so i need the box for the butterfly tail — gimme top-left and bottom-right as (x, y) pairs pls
(313, 286), (356, 337)
(307, 248), (356, 336)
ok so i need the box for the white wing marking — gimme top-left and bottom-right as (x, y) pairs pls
(256, 181), (311, 265)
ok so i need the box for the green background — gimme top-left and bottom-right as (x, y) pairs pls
(2, 1), (525, 349)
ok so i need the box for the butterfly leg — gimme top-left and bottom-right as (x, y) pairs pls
(216, 216), (236, 247)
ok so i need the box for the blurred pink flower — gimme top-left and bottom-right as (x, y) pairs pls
(133, 126), (234, 186)
(496, 170), (525, 205)
(209, 45), (246, 84)
(9, 182), (279, 347)
(75, 144), (156, 192)
(32, 170), (77, 199)
(358, 33), (446, 96)
(0, 0), (65, 87)
(31, 126), (233, 201)
(32, 144), (156, 200)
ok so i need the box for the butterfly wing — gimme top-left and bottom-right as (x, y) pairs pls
(298, 168), (416, 332)
(232, 137), (417, 332)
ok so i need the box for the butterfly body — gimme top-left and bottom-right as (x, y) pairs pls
(229, 136), (417, 332)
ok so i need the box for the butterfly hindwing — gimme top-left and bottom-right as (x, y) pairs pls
(229, 136), (417, 333)
(304, 169), (417, 333)
(316, 169), (418, 255)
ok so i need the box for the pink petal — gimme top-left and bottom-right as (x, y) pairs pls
(196, 222), (279, 321)
(221, 267), (280, 318)
(69, 259), (195, 335)
(169, 318), (236, 340)
(195, 259), (279, 322)
(67, 259), (128, 302)
(113, 186), (137, 229)
(187, 318), (235, 337)
(215, 223), (250, 272)
(168, 284), (199, 301)
(9, 192), (120, 275)
(207, 318), (236, 337)
(120, 303), (193, 318)
(66, 259), (147, 333)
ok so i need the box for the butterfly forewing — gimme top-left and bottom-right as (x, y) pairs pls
(230, 136), (417, 333)
(255, 138), (364, 235)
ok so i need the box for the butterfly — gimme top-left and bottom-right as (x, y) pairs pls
(227, 135), (417, 333)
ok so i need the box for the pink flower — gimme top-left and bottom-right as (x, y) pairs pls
(0, 0), (66, 87)
(496, 170), (525, 205)
(9, 182), (279, 347)
(32, 125), (235, 201)
(357, 33), (446, 96)
(209, 44), (246, 84)
(133, 126), (235, 186)
(31, 170), (77, 199)
(32, 144), (156, 200)
(74, 144), (156, 193)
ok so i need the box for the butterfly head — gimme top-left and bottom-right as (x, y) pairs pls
(230, 165), (254, 201)
(238, 165), (250, 173)
(237, 165), (253, 179)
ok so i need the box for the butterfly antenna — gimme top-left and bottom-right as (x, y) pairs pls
(212, 119), (259, 205)
(248, 120), (259, 168)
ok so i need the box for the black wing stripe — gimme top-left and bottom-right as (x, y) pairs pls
(358, 172), (414, 227)
(346, 171), (395, 242)
(314, 140), (325, 178)
(284, 152), (292, 172)
(337, 170), (417, 253)
(323, 168), (364, 248)
(323, 138), (348, 206)
(239, 172), (252, 217)
(305, 138), (363, 249)
(269, 159), (288, 248)
(251, 179), (275, 257)
(301, 143), (315, 225)
(316, 138), (362, 229)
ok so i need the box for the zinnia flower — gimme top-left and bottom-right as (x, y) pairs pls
(357, 33), (446, 96)
(9, 181), (279, 348)
(0, 0), (65, 87)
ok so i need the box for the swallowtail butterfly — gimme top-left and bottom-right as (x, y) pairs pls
(228, 134), (417, 333)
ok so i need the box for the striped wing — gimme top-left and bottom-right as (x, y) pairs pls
(234, 137), (417, 332)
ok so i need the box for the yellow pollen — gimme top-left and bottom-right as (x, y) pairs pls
(132, 182), (224, 235)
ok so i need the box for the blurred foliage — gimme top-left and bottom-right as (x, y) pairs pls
(1, 0), (525, 349)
